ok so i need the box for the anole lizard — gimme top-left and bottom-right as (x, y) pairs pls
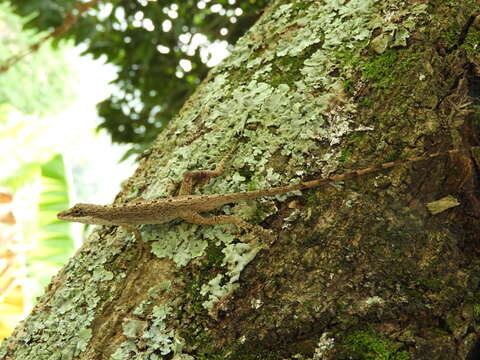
(57, 147), (478, 241)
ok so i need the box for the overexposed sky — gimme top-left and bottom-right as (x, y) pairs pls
(61, 47), (137, 205)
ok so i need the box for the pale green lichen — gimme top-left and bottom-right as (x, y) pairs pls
(0, 232), (132, 359)
(171, 355), (195, 360)
(290, 333), (335, 360)
(299, 0), (428, 89)
(313, 333), (336, 359)
(147, 222), (209, 267)
(365, 296), (385, 306)
(200, 274), (235, 310)
(133, 281), (172, 316)
(111, 304), (185, 359)
(122, 319), (148, 338)
(200, 241), (262, 310)
(92, 267), (114, 282)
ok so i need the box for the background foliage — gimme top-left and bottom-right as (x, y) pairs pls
(0, 2), (76, 116)
(5, 0), (269, 157)
(0, 3), (80, 337)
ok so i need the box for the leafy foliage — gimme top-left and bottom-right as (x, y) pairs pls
(5, 0), (269, 155)
(30, 154), (75, 298)
(0, 162), (40, 192)
(0, 5), (77, 334)
(0, 155), (75, 306)
(0, 2), (76, 115)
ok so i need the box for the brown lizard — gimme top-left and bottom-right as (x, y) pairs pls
(57, 147), (478, 241)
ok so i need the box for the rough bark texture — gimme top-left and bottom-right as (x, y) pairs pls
(2, 0), (480, 359)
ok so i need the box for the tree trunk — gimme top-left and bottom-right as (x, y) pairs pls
(2, 1), (480, 359)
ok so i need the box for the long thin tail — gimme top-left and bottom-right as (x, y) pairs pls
(228, 146), (479, 200)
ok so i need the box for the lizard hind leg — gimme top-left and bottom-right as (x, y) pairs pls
(180, 212), (273, 241)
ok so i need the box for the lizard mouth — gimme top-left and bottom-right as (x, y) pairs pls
(57, 210), (76, 221)
(57, 204), (88, 220)
(57, 210), (70, 220)
(57, 210), (91, 224)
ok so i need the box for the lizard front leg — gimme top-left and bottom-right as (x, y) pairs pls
(178, 150), (274, 240)
(119, 224), (142, 242)
(117, 224), (150, 260)
(178, 150), (233, 195)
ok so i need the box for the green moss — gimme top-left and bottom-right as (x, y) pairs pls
(187, 252), (224, 315)
(382, 148), (402, 163)
(473, 105), (480, 121)
(360, 48), (422, 108)
(473, 304), (480, 320)
(304, 191), (320, 207)
(290, 1), (311, 12)
(337, 47), (363, 95)
(339, 148), (352, 163)
(461, 27), (480, 57)
(344, 132), (373, 156)
(420, 277), (444, 292)
(336, 47), (363, 68)
(205, 243), (226, 269)
(346, 132), (367, 142)
(267, 46), (319, 87)
(341, 330), (410, 360)
(343, 79), (355, 95)
(227, 341), (284, 360)
(361, 50), (399, 90)
(194, 342), (226, 360)
(444, 23), (463, 48)
(268, 58), (304, 87)
(358, 97), (374, 108)
(227, 66), (252, 89)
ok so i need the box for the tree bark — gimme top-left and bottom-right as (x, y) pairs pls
(2, 1), (480, 359)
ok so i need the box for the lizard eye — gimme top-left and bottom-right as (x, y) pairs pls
(70, 206), (84, 216)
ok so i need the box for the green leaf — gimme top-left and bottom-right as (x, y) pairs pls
(0, 162), (40, 191)
(27, 154), (75, 299)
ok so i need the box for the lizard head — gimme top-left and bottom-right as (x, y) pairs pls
(57, 203), (101, 224)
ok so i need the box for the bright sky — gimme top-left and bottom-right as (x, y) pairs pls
(61, 47), (137, 205)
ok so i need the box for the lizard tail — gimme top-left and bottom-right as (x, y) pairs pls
(232, 146), (479, 200)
